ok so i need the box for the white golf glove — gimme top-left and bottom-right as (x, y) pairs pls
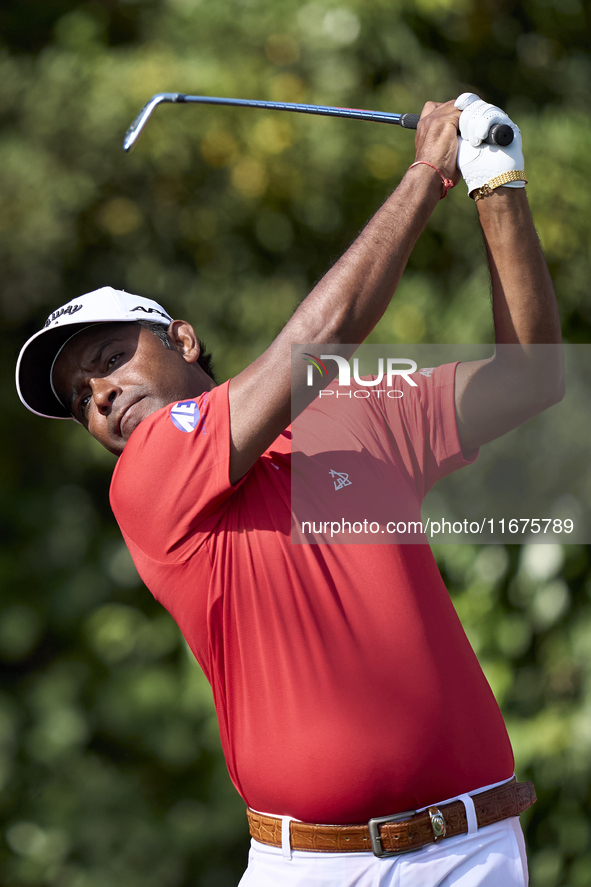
(455, 93), (525, 197)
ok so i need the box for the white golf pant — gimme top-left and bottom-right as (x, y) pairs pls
(239, 819), (528, 886)
(238, 782), (529, 887)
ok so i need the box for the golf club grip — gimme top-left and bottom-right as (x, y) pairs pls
(399, 113), (421, 130)
(400, 113), (514, 147)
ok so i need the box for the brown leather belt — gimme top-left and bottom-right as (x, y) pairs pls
(247, 778), (536, 857)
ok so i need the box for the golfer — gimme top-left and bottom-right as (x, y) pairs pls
(17, 95), (562, 886)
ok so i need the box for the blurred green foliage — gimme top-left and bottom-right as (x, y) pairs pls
(1, 0), (590, 884)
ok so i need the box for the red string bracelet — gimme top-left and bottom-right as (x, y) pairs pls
(408, 161), (455, 199)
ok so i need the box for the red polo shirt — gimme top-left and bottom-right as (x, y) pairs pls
(110, 364), (513, 823)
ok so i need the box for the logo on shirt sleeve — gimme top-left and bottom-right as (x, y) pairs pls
(170, 401), (200, 433)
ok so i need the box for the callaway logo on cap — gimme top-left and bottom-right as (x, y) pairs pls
(16, 286), (173, 420)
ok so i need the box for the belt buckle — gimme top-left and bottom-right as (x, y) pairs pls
(368, 810), (417, 858)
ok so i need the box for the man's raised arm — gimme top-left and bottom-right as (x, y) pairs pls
(228, 100), (462, 483)
(453, 95), (564, 455)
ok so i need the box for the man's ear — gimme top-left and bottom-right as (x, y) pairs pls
(168, 320), (201, 364)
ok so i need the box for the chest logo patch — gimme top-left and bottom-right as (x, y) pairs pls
(170, 401), (200, 433)
(330, 469), (352, 491)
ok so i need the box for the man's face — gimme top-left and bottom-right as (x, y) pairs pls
(52, 322), (203, 456)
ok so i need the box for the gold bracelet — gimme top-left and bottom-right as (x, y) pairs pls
(471, 170), (527, 202)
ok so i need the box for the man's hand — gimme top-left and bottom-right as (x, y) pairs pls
(413, 100), (462, 188)
(455, 93), (525, 196)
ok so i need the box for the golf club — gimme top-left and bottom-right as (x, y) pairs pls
(123, 92), (514, 152)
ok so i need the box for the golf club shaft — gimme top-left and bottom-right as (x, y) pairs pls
(123, 92), (513, 152)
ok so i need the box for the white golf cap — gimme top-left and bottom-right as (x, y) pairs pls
(16, 286), (173, 420)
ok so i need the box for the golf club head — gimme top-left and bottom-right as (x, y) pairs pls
(123, 93), (183, 152)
